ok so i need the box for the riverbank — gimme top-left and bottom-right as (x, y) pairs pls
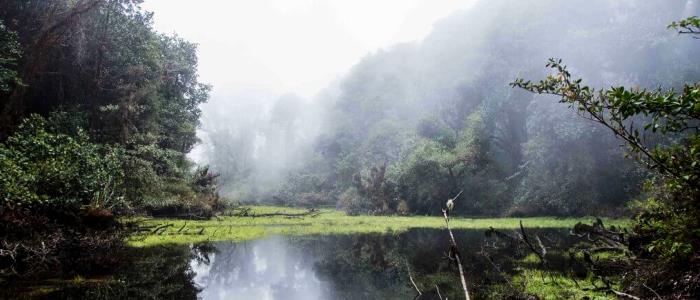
(127, 206), (631, 247)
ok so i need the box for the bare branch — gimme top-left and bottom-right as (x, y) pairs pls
(612, 290), (641, 300)
(435, 285), (444, 300)
(442, 208), (471, 300)
(406, 260), (422, 297)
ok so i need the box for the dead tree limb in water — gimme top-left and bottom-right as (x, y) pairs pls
(435, 284), (443, 300)
(486, 222), (555, 283)
(406, 259), (422, 298)
(442, 190), (471, 300)
(479, 245), (515, 289)
(612, 289), (641, 300)
(519, 220), (547, 267)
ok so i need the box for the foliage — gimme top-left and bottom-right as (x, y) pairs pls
(275, 171), (333, 207)
(0, 115), (123, 210)
(512, 55), (700, 258)
(0, 20), (21, 93)
(511, 15), (700, 297)
(512, 59), (700, 188)
(346, 164), (397, 214)
(0, 0), (213, 214)
(268, 0), (697, 217)
(669, 16), (700, 35)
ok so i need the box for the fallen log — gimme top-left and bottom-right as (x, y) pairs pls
(235, 209), (323, 218)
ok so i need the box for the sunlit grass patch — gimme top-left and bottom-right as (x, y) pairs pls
(514, 249), (625, 299)
(515, 269), (618, 300)
(126, 206), (631, 247)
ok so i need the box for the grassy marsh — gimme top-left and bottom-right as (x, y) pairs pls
(127, 206), (630, 247)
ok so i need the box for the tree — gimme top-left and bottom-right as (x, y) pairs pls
(0, 20), (21, 93)
(512, 15), (700, 297)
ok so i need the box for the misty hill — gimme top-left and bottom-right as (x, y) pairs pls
(203, 0), (700, 216)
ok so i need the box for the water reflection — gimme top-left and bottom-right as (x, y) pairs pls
(6, 228), (578, 299)
(194, 237), (328, 300)
(190, 228), (574, 300)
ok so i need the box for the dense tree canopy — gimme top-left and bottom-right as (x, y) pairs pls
(0, 0), (214, 213)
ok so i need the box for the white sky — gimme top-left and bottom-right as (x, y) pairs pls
(142, 0), (475, 98)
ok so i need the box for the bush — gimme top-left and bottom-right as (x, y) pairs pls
(0, 115), (124, 211)
(338, 187), (367, 215)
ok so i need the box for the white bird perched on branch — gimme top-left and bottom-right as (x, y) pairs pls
(446, 190), (463, 216)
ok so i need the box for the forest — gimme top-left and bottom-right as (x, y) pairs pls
(205, 0), (698, 218)
(1, 0), (699, 299)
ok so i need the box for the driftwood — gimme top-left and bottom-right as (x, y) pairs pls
(232, 208), (323, 218)
(571, 218), (626, 247)
(612, 289), (641, 300)
(152, 223), (173, 234)
(245, 211), (323, 218)
(152, 213), (211, 220)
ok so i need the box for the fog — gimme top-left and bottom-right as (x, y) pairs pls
(145, 0), (698, 211)
(143, 0), (476, 199)
(143, 0), (475, 97)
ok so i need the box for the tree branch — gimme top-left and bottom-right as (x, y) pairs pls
(443, 208), (471, 300)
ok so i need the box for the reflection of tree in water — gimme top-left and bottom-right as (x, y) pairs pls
(292, 228), (575, 300)
(43, 245), (206, 300)
(42, 228), (576, 300)
(295, 234), (412, 300)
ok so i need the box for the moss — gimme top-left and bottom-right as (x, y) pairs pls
(126, 206), (630, 247)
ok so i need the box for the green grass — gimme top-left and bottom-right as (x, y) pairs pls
(514, 269), (619, 300)
(126, 206), (630, 247)
(515, 250), (625, 299)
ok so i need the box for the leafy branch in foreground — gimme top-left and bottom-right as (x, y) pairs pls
(669, 16), (700, 37)
(510, 16), (700, 298)
(510, 58), (700, 192)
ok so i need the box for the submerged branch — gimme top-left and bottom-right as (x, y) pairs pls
(435, 285), (444, 300)
(612, 289), (641, 300)
(406, 260), (422, 297)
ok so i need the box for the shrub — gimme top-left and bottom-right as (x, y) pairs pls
(0, 115), (124, 211)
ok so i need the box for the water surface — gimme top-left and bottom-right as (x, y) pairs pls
(6, 228), (579, 299)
